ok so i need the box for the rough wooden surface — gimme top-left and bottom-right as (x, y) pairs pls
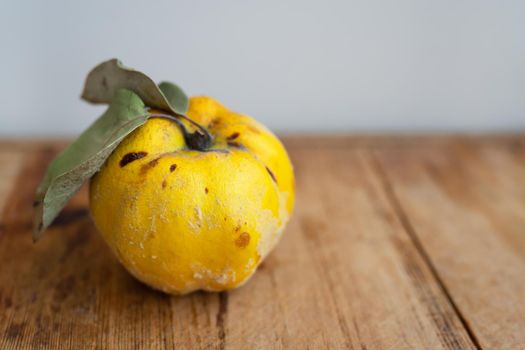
(0, 136), (524, 349)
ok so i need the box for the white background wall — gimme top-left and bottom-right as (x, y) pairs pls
(1, 0), (524, 136)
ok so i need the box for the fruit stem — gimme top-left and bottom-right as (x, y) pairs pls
(148, 110), (213, 151)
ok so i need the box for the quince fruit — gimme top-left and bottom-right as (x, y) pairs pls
(89, 96), (294, 294)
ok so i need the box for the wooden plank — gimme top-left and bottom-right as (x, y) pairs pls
(0, 138), (71, 153)
(374, 141), (525, 350)
(0, 142), (476, 349)
(0, 150), (26, 213)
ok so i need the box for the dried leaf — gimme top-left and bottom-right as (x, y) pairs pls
(158, 81), (189, 114)
(81, 59), (188, 115)
(33, 89), (148, 240)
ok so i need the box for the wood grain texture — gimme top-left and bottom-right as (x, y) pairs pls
(0, 136), (523, 349)
(374, 141), (525, 350)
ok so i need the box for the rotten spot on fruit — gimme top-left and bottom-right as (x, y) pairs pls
(205, 187), (209, 194)
(208, 118), (221, 128)
(235, 232), (250, 248)
(265, 166), (277, 184)
(169, 164), (177, 172)
(227, 141), (243, 149)
(162, 180), (167, 189)
(120, 152), (148, 167)
(140, 158), (159, 174)
(227, 132), (240, 141)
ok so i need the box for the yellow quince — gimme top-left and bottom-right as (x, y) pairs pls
(89, 96), (294, 294)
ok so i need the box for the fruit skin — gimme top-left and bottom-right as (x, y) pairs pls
(89, 96), (295, 294)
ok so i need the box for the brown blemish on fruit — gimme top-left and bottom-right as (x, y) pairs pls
(235, 232), (250, 248)
(169, 164), (177, 172)
(209, 118), (221, 128)
(227, 141), (243, 149)
(140, 158), (159, 175)
(205, 187), (209, 194)
(227, 132), (240, 141)
(32, 200), (40, 208)
(120, 152), (148, 167)
(265, 166), (278, 184)
(162, 180), (167, 189)
(235, 225), (241, 232)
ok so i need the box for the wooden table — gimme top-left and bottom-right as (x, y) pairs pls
(1, 136), (524, 349)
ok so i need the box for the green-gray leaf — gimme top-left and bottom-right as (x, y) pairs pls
(33, 89), (148, 241)
(81, 59), (188, 115)
(158, 81), (189, 114)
